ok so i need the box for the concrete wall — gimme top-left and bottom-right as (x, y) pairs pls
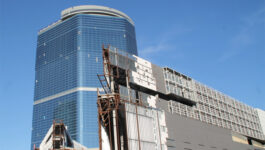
(256, 109), (265, 138)
(151, 64), (166, 94)
(157, 99), (264, 150)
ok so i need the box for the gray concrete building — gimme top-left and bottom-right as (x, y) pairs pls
(96, 46), (265, 150)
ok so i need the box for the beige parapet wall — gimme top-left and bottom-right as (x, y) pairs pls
(232, 132), (248, 145)
(232, 132), (265, 149)
(252, 140), (265, 149)
(232, 136), (248, 145)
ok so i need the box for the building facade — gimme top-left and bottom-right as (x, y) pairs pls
(31, 5), (137, 149)
(257, 109), (265, 138)
(96, 46), (265, 150)
(164, 67), (264, 140)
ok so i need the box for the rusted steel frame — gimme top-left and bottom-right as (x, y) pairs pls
(97, 75), (108, 94)
(97, 98), (103, 150)
(99, 45), (128, 150)
(114, 94), (121, 150)
(108, 105), (113, 150)
(135, 105), (142, 150)
(101, 110), (111, 114)
(97, 74), (111, 93)
(98, 97), (113, 150)
(156, 111), (163, 150)
(98, 93), (113, 150)
(102, 45), (112, 77)
(106, 46), (120, 79)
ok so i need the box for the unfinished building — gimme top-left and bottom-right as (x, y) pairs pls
(35, 46), (265, 150)
(97, 46), (265, 150)
(34, 120), (90, 150)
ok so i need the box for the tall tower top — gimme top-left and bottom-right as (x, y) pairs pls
(61, 5), (134, 25)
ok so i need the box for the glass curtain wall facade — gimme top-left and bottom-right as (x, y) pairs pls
(31, 6), (137, 149)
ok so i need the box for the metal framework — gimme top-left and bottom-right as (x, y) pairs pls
(33, 120), (74, 150)
(97, 45), (146, 150)
(97, 45), (122, 150)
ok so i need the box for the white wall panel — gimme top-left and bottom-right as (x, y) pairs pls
(125, 103), (168, 150)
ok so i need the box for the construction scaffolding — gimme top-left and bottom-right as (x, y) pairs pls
(97, 45), (137, 150)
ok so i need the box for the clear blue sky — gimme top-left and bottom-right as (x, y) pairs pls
(0, 0), (264, 149)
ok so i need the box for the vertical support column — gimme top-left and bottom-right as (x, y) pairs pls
(156, 111), (163, 150)
(113, 110), (118, 150)
(126, 70), (131, 102)
(135, 106), (141, 150)
(124, 104), (129, 150)
(108, 109), (113, 150)
(116, 108), (121, 150)
(98, 101), (103, 150)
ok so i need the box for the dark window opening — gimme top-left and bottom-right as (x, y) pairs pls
(247, 138), (252, 145)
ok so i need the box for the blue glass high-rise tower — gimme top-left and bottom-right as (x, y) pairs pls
(31, 5), (138, 149)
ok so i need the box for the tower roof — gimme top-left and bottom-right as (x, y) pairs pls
(39, 5), (135, 34)
(61, 5), (134, 25)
